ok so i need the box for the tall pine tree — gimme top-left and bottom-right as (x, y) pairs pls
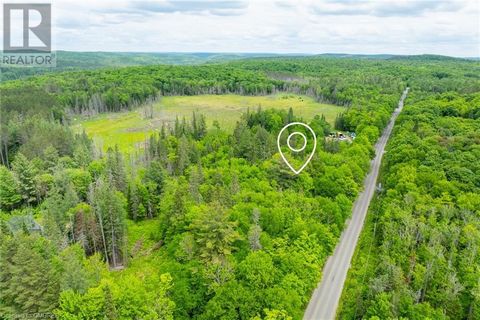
(11, 153), (37, 205)
(91, 177), (126, 268)
(0, 234), (60, 314)
(105, 146), (127, 194)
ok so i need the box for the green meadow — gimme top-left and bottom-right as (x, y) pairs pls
(74, 94), (344, 153)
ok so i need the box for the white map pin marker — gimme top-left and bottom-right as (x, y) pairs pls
(277, 122), (317, 175)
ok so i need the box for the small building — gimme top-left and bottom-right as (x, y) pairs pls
(30, 220), (43, 234)
(7, 215), (43, 235)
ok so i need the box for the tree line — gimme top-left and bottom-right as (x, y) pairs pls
(338, 63), (480, 319)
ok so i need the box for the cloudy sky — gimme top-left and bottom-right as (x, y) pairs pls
(9, 0), (480, 56)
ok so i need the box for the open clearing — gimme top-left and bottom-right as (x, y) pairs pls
(74, 94), (344, 153)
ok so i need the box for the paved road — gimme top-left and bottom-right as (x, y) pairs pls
(303, 88), (409, 320)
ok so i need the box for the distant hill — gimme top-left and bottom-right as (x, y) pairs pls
(315, 53), (473, 62)
(1, 51), (473, 81)
(316, 53), (396, 60)
(1, 51), (291, 81)
(387, 54), (471, 61)
(53, 51), (294, 67)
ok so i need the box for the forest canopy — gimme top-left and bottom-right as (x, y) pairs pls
(0, 55), (479, 319)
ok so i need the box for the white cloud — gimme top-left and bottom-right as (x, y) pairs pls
(309, 0), (464, 17)
(45, 0), (480, 56)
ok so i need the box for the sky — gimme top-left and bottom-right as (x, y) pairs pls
(4, 0), (480, 57)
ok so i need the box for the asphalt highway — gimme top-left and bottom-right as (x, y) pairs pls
(303, 88), (409, 320)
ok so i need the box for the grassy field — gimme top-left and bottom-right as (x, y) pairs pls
(74, 94), (344, 153)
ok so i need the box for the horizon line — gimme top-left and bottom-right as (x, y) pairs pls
(52, 50), (479, 59)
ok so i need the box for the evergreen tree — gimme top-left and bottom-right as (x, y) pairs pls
(144, 160), (165, 195)
(189, 162), (204, 204)
(127, 178), (146, 221)
(334, 112), (346, 131)
(287, 107), (294, 124)
(181, 116), (189, 137)
(252, 126), (274, 162)
(198, 113), (207, 139)
(43, 172), (79, 244)
(190, 202), (240, 263)
(43, 146), (59, 172)
(137, 182), (151, 219)
(0, 220), (12, 237)
(176, 135), (190, 175)
(156, 136), (169, 168)
(73, 144), (92, 169)
(142, 160), (165, 219)
(160, 123), (166, 139)
(0, 235), (60, 314)
(58, 244), (90, 293)
(147, 134), (157, 161)
(174, 116), (181, 137)
(74, 131), (94, 167)
(192, 112), (198, 139)
(166, 180), (189, 237)
(91, 178), (126, 268)
(0, 166), (21, 210)
(11, 153), (38, 205)
(43, 212), (66, 250)
(192, 112), (207, 140)
(105, 146), (127, 193)
(233, 121), (253, 159)
(103, 284), (118, 319)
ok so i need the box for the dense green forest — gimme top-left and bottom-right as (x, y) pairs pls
(338, 74), (480, 318)
(0, 51), (289, 81)
(0, 56), (479, 319)
(2, 51), (466, 82)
